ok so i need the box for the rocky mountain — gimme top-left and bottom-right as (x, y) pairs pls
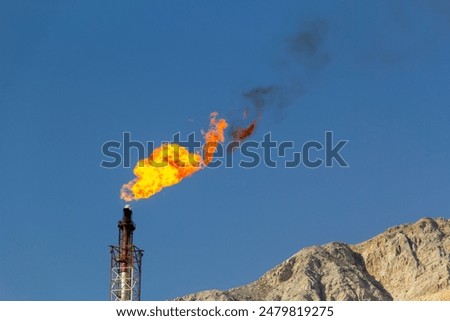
(175, 217), (450, 301)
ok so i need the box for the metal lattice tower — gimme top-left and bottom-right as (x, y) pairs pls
(110, 206), (144, 301)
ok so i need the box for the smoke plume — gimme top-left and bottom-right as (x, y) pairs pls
(289, 19), (330, 68)
(231, 19), (330, 143)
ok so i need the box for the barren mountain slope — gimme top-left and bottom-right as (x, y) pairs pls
(176, 217), (450, 301)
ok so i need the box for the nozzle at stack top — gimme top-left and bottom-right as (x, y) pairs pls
(124, 204), (132, 219)
(119, 205), (135, 232)
(122, 205), (132, 221)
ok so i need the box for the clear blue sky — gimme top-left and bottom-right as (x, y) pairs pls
(1, 1), (450, 300)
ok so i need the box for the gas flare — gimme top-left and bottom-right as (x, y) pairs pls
(121, 113), (227, 202)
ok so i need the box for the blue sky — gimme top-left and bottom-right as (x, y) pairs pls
(1, 1), (450, 300)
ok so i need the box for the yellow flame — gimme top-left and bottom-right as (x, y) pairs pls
(121, 113), (227, 201)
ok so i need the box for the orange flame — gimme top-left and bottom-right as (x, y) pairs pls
(202, 112), (228, 165)
(232, 120), (256, 142)
(121, 113), (227, 202)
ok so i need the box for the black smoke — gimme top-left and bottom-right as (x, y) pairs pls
(231, 19), (331, 142)
(289, 19), (330, 68)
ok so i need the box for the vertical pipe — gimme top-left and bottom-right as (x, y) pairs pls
(119, 205), (135, 300)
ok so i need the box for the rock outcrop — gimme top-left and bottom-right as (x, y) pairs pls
(175, 217), (450, 301)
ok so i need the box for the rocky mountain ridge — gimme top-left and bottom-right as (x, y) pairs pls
(176, 217), (450, 301)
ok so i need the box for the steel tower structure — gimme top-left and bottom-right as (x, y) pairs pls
(110, 205), (144, 301)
